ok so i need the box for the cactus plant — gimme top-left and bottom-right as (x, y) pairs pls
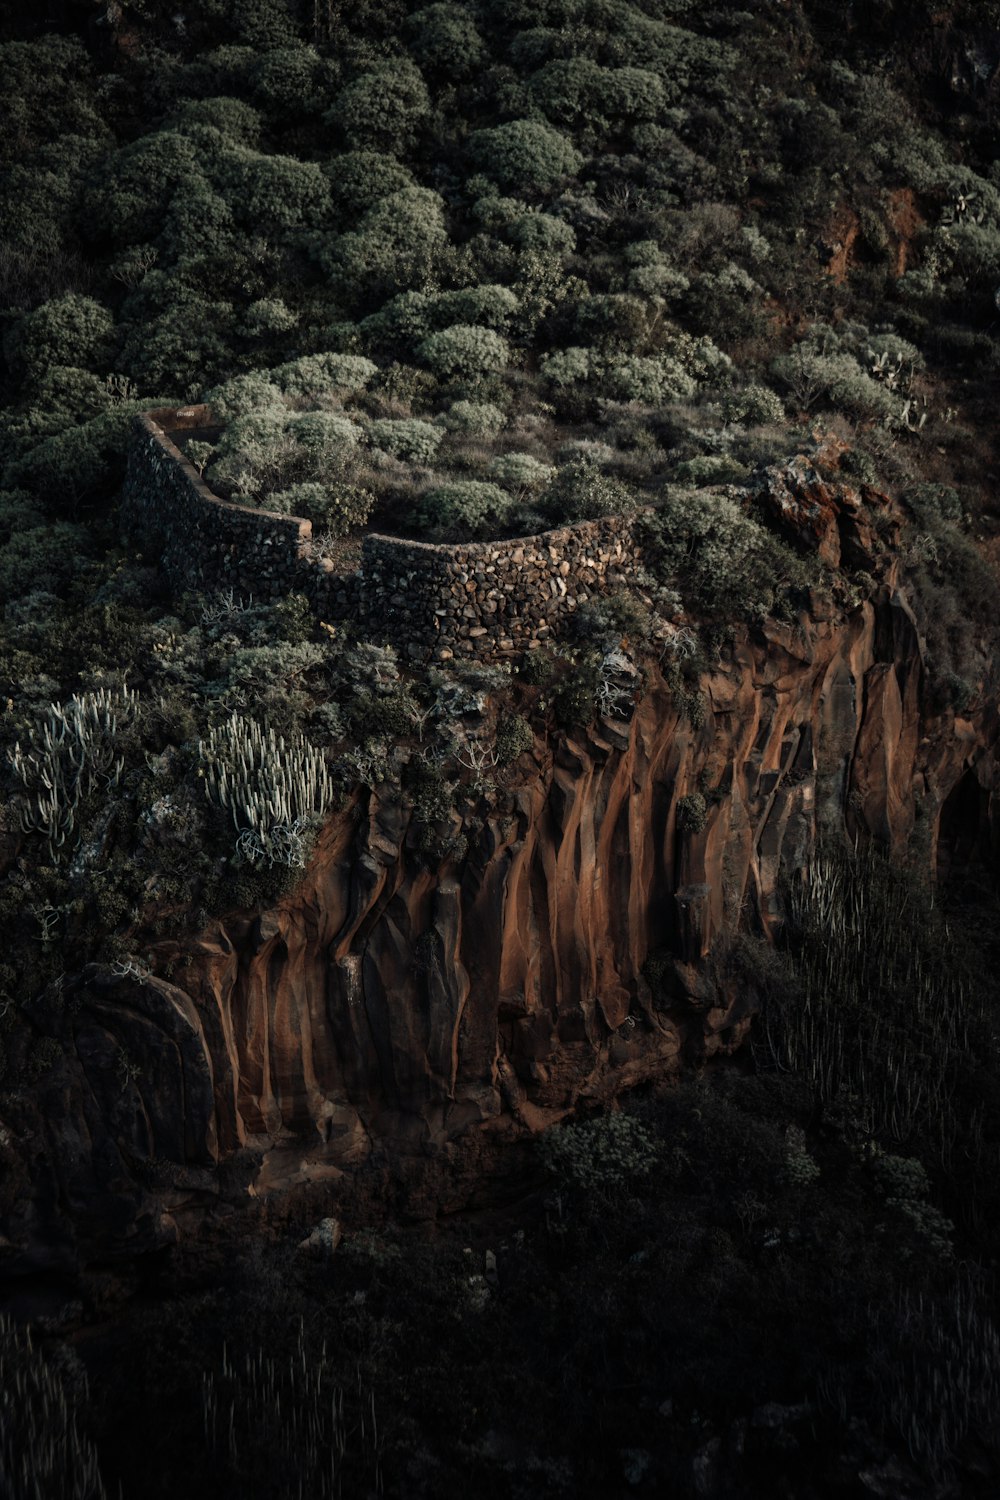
(198, 712), (335, 867)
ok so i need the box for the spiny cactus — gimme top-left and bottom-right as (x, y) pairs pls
(761, 843), (976, 1155)
(198, 712), (335, 867)
(872, 1272), (1000, 1479)
(0, 1316), (108, 1500)
(202, 1318), (382, 1498)
(9, 685), (139, 857)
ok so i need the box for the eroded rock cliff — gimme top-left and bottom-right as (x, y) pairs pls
(2, 556), (997, 1271)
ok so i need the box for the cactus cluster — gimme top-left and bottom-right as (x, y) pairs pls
(9, 685), (139, 857)
(202, 1319), (382, 1498)
(873, 1274), (1000, 1478)
(198, 712), (335, 867)
(0, 1316), (108, 1500)
(763, 843), (975, 1153)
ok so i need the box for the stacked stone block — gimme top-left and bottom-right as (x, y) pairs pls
(123, 407), (647, 661)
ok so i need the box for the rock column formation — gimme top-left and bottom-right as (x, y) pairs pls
(2, 582), (996, 1269)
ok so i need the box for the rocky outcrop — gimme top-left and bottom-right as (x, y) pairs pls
(2, 577), (996, 1272)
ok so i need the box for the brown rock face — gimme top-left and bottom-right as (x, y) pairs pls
(1, 586), (997, 1269)
(752, 449), (900, 571)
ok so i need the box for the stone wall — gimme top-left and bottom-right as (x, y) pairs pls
(123, 406), (647, 660)
(122, 407), (318, 603)
(346, 523), (644, 661)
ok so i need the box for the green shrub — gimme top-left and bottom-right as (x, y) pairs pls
(0, 488), (45, 543)
(206, 408), (360, 505)
(325, 150), (417, 216)
(431, 284), (520, 332)
(539, 1111), (658, 1197)
(553, 656), (600, 727)
(326, 61), (431, 152)
(0, 522), (92, 602)
(205, 373), (285, 421)
(170, 95), (263, 145)
(216, 148), (332, 233)
(416, 481), (514, 538)
(641, 491), (814, 621)
(274, 353), (378, 400)
(906, 483), (963, 526)
(359, 290), (435, 355)
(228, 0), (299, 46)
(722, 384), (786, 426)
(498, 0), (588, 28)
(240, 298), (298, 337)
(367, 418), (443, 463)
(248, 46), (338, 115)
(540, 346), (597, 389)
(265, 482), (373, 534)
(545, 460), (637, 521)
(528, 57), (605, 126)
(417, 325), (510, 382)
(3, 366), (110, 452)
(781, 1124), (820, 1187)
(677, 792), (708, 833)
(117, 282), (234, 397)
(570, 292), (651, 353)
(600, 355), (697, 405)
(487, 453), (555, 492)
(371, 362), (438, 410)
(517, 647), (556, 685)
(348, 685), (420, 740)
(438, 400), (506, 436)
(495, 712), (534, 765)
(627, 261), (691, 300)
(672, 454), (749, 485)
(323, 187), (448, 302)
(6, 293), (114, 381)
(405, 4), (486, 75)
(80, 128), (198, 246)
(289, 410), (361, 453)
(506, 210), (576, 255)
(5, 405), (141, 508)
(469, 118), (583, 194)
(596, 66), (668, 121)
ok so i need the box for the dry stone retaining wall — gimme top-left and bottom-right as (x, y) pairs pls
(122, 407), (317, 603)
(123, 406), (647, 661)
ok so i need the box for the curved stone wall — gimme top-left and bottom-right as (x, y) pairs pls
(122, 406), (316, 603)
(122, 406), (647, 660)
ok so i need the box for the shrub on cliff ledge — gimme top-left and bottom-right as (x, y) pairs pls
(540, 1111), (658, 1199)
(642, 491), (814, 621)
